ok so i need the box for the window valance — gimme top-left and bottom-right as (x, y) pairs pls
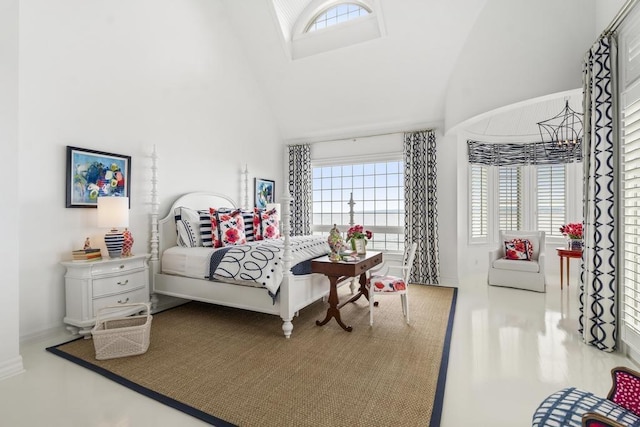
(467, 140), (582, 166)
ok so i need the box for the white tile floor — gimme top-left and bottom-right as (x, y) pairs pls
(0, 274), (635, 427)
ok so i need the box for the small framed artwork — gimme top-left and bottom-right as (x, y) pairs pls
(66, 146), (131, 208)
(255, 178), (275, 209)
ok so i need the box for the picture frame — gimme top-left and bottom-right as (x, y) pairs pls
(255, 178), (275, 209)
(66, 146), (131, 208)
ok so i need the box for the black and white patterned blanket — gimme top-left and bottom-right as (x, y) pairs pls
(208, 236), (329, 295)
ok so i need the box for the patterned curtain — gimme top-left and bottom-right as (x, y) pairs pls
(580, 34), (617, 352)
(404, 130), (440, 284)
(288, 144), (312, 236)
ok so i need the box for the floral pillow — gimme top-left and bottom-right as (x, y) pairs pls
(254, 207), (280, 241)
(209, 208), (247, 248)
(504, 239), (532, 260)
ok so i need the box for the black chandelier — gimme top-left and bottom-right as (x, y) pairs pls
(537, 100), (583, 158)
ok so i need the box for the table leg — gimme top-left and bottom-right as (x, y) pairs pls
(316, 276), (353, 332)
(560, 255), (564, 290)
(566, 257), (570, 287)
(339, 273), (369, 308)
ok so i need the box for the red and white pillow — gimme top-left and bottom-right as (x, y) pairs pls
(254, 207), (280, 241)
(210, 208), (247, 248)
(504, 238), (533, 260)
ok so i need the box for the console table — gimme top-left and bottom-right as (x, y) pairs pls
(311, 251), (382, 332)
(556, 248), (583, 290)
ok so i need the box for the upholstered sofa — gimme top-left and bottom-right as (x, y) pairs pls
(488, 230), (546, 292)
(532, 367), (640, 427)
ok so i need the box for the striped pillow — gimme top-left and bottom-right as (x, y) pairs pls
(174, 207), (203, 247)
(241, 209), (256, 242)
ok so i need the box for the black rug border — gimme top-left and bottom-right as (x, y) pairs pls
(429, 285), (458, 427)
(46, 337), (235, 427)
(46, 285), (458, 427)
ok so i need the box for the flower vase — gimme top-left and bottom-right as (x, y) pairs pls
(121, 228), (134, 257)
(568, 238), (583, 251)
(353, 238), (366, 255)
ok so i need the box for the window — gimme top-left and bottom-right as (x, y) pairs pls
(537, 165), (566, 236)
(306, 3), (370, 32)
(498, 167), (522, 231)
(312, 160), (404, 251)
(622, 79), (640, 349)
(469, 163), (572, 242)
(470, 165), (488, 239)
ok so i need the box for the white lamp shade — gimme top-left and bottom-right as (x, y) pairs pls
(97, 197), (129, 228)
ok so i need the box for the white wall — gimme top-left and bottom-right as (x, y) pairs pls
(0, 0), (23, 379)
(17, 0), (282, 339)
(444, 0), (596, 133)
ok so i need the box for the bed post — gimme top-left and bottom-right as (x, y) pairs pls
(149, 145), (160, 309)
(242, 164), (249, 209)
(280, 189), (294, 338)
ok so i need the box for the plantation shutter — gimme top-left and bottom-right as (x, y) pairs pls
(537, 165), (566, 237)
(498, 166), (522, 231)
(470, 165), (488, 238)
(622, 78), (640, 351)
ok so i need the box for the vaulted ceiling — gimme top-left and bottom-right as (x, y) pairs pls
(220, 0), (610, 143)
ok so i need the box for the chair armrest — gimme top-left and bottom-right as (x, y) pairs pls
(582, 412), (626, 427)
(538, 253), (545, 273)
(489, 248), (501, 264)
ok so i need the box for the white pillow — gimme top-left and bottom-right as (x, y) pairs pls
(174, 207), (202, 247)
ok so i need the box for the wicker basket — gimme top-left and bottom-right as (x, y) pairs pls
(91, 302), (152, 360)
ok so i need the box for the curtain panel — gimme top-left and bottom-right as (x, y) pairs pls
(404, 130), (440, 284)
(580, 34), (618, 352)
(467, 140), (582, 166)
(287, 144), (312, 236)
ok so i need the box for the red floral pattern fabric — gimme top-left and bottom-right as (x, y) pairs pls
(254, 207), (280, 241)
(371, 275), (407, 292)
(209, 208), (247, 248)
(611, 370), (640, 417)
(504, 238), (532, 260)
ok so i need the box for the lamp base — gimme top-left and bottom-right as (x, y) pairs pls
(104, 229), (124, 258)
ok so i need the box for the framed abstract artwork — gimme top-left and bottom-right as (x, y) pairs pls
(255, 178), (275, 209)
(66, 146), (131, 208)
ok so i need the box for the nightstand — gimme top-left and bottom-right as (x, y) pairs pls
(61, 254), (150, 336)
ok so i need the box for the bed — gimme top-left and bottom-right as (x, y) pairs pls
(148, 155), (336, 338)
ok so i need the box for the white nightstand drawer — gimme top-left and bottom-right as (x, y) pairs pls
(92, 287), (149, 313)
(90, 258), (146, 277)
(92, 271), (146, 298)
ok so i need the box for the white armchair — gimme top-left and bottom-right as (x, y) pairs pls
(488, 230), (546, 292)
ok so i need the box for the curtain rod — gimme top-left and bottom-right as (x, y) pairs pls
(603, 0), (639, 35)
(287, 127), (436, 146)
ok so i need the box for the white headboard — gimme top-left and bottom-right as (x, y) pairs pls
(154, 192), (238, 269)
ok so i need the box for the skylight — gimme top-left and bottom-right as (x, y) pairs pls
(306, 3), (371, 32)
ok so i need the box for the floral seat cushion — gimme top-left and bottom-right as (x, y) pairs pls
(370, 275), (406, 293)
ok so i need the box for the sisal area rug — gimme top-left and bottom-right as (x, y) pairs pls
(47, 284), (457, 427)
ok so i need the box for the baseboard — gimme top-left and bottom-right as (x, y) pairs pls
(0, 355), (24, 381)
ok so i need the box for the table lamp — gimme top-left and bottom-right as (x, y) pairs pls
(97, 196), (129, 258)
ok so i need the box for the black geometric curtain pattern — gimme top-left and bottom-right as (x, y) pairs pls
(287, 144), (312, 236)
(580, 34), (617, 352)
(404, 130), (440, 284)
(467, 140), (582, 166)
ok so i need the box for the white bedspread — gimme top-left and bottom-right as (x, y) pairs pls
(161, 236), (330, 295)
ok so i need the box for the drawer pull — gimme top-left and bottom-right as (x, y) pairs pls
(119, 265), (125, 269)
(117, 297), (130, 304)
(117, 279), (129, 286)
